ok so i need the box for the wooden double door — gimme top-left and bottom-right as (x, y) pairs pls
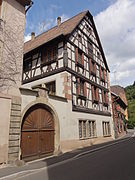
(21, 105), (54, 160)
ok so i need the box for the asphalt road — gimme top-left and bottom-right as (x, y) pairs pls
(13, 136), (135, 180)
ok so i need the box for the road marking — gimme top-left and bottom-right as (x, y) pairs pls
(0, 137), (132, 180)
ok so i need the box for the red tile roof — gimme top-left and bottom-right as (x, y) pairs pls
(24, 11), (88, 54)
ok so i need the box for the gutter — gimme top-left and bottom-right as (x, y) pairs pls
(25, 1), (33, 14)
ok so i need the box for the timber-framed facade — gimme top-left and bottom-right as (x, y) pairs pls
(21, 10), (114, 161)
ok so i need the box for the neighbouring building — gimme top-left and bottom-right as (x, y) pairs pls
(20, 10), (114, 161)
(111, 86), (128, 138)
(0, 0), (32, 164)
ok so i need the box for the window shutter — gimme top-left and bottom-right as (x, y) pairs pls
(91, 86), (95, 101)
(99, 66), (101, 79)
(94, 63), (97, 74)
(82, 53), (84, 66)
(103, 69), (106, 81)
(84, 82), (87, 97)
(77, 78), (80, 95)
(102, 90), (105, 104)
(75, 48), (78, 64)
(96, 88), (99, 102)
(89, 59), (92, 73)
(105, 92), (109, 104)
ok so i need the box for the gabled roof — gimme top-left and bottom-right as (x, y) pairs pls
(111, 85), (128, 106)
(24, 10), (110, 71)
(24, 11), (88, 54)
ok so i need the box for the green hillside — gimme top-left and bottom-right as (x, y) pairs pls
(125, 81), (135, 128)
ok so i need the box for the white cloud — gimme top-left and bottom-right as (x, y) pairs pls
(95, 0), (135, 87)
(24, 33), (31, 42)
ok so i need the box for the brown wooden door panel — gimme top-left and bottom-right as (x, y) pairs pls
(21, 131), (39, 158)
(39, 130), (54, 154)
(21, 105), (54, 160)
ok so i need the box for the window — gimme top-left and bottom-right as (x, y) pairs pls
(102, 90), (109, 106)
(78, 51), (82, 64)
(79, 120), (96, 139)
(97, 52), (100, 59)
(78, 34), (82, 43)
(86, 24), (92, 35)
(92, 86), (99, 103)
(88, 41), (93, 57)
(23, 60), (32, 72)
(100, 67), (105, 81)
(77, 78), (87, 97)
(88, 121), (96, 137)
(102, 122), (111, 136)
(90, 60), (96, 76)
(75, 48), (84, 67)
(42, 46), (57, 64)
(46, 81), (56, 95)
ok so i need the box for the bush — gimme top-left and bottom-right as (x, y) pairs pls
(127, 120), (135, 129)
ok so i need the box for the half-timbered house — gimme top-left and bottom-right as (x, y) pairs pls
(20, 10), (114, 161)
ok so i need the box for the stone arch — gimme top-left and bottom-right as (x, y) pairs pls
(20, 98), (60, 160)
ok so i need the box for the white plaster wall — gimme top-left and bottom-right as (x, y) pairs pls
(0, 94), (11, 163)
(22, 72), (66, 98)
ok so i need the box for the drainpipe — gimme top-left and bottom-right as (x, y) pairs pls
(25, 1), (33, 14)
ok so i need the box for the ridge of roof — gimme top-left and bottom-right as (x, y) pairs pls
(24, 10), (88, 54)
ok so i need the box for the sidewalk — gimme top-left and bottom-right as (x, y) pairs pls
(0, 132), (133, 179)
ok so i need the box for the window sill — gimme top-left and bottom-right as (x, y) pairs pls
(103, 102), (109, 107)
(92, 99), (99, 104)
(103, 134), (111, 137)
(79, 136), (97, 140)
(91, 71), (96, 76)
(77, 94), (86, 100)
(76, 62), (84, 69)
(41, 59), (57, 67)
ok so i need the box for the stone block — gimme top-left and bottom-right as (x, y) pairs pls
(9, 128), (20, 134)
(10, 122), (20, 128)
(8, 146), (19, 154)
(11, 110), (21, 117)
(10, 116), (21, 122)
(9, 140), (19, 147)
(9, 135), (19, 141)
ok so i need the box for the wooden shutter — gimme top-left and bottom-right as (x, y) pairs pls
(94, 63), (97, 74)
(82, 53), (84, 66)
(102, 90), (105, 104)
(99, 66), (101, 79)
(96, 88), (99, 102)
(84, 82), (87, 97)
(75, 48), (78, 64)
(105, 92), (109, 104)
(89, 59), (92, 73)
(91, 86), (95, 101)
(103, 69), (106, 81)
(77, 78), (80, 95)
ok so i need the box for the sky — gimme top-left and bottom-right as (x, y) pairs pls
(25, 0), (135, 87)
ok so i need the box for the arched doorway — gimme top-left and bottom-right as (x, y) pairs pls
(21, 104), (54, 161)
